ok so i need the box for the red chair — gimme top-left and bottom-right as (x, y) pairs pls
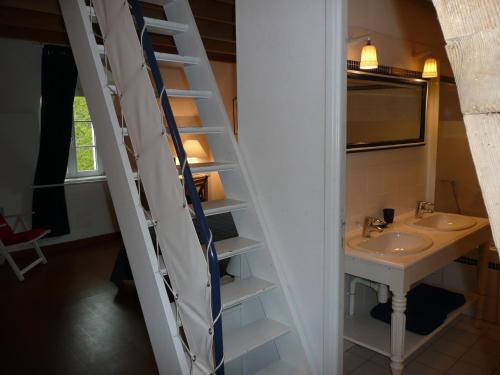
(0, 213), (49, 281)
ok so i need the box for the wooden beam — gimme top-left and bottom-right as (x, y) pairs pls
(0, 2), (236, 61)
(205, 51), (235, 63)
(202, 38), (236, 54)
(138, 2), (167, 19)
(0, 0), (168, 19)
(0, 6), (66, 33)
(195, 18), (235, 43)
(0, 24), (68, 45)
(0, 0), (60, 15)
(145, 34), (235, 60)
(189, 0), (234, 25)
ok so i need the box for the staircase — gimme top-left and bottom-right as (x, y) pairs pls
(59, 0), (310, 374)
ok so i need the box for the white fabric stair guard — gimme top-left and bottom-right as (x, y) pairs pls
(93, 1), (213, 373)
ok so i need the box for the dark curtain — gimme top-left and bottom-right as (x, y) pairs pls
(32, 45), (78, 237)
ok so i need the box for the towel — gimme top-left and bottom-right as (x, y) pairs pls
(370, 284), (466, 335)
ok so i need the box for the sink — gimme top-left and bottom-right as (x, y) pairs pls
(408, 213), (476, 231)
(348, 231), (433, 256)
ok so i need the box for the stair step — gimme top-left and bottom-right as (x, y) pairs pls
(154, 51), (200, 66)
(177, 126), (226, 134)
(158, 239), (261, 276)
(164, 89), (212, 99)
(133, 161), (235, 179)
(96, 45), (199, 66)
(225, 320), (292, 363)
(88, 6), (188, 36)
(108, 86), (211, 99)
(142, 16), (188, 36)
(216, 237), (261, 260)
(191, 199), (247, 217)
(146, 199), (246, 227)
(121, 126), (225, 136)
(182, 161), (237, 174)
(254, 361), (307, 375)
(221, 277), (276, 310)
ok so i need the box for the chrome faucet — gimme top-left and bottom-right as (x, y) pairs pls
(415, 200), (434, 218)
(362, 216), (387, 238)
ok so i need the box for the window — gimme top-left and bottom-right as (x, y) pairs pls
(66, 96), (104, 178)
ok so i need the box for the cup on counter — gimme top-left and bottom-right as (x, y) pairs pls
(383, 208), (395, 224)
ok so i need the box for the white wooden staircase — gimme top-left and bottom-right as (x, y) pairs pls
(60, 0), (310, 374)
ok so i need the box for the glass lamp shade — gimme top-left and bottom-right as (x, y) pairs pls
(422, 58), (438, 78)
(360, 41), (378, 70)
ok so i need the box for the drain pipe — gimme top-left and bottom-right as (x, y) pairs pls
(348, 277), (389, 316)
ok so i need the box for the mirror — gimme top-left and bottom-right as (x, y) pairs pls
(347, 71), (428, 152)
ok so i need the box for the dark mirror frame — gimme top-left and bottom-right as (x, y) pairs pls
(347, 70), (429, 153)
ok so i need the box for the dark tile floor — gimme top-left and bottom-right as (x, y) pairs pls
(0, 236), (158, 375)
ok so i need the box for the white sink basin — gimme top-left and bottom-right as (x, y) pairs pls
(348, 231), (433, 256)
(408, 213), (476, 231)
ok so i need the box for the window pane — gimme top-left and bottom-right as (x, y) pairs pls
(76, 147), (97, 171)
(73, 96), (91, 121)
(75, 121), (94, 146)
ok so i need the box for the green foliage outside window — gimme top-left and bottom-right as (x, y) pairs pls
(73, 97), (96, 171)
(73, 96), (91, 121)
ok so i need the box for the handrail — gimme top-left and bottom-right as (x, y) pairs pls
(127, 1), (224, 374)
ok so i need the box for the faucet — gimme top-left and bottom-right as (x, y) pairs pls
(362, 216), (387, 238)
(415, 200), (434, 218)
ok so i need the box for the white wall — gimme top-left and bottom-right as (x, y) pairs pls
(0, 39), (41, 218)
(346, 147), (427, 231)
(348, 0), (451, 76)
(0, 38), (118, 245)
(346, 0), (443, 231)
(237, 0), (344, 372)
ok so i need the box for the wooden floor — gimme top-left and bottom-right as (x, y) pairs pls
(0, 236), (159, 375)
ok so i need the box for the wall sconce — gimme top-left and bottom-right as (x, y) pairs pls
(184, 139), (207, 164)
(360, 38), (378, 70)
(422, 57), (438, 78)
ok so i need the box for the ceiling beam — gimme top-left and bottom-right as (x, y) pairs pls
(0, 6), (66, 33)
(189, 0), (234, 25)
(196, 18), (235, 43)
(0, 24), (68, 45)
(0, 0), (60, 15)
(0, 1), (236, 62)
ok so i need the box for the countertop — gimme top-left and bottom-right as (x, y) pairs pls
(344, 211), (490, 271)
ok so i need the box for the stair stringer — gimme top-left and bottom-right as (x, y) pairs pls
(163, 1), (313, 373)
(59, 1), (190, 374)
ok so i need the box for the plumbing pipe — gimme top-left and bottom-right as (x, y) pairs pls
(378, 283), (389, 304)
(348, 277), (389, 316)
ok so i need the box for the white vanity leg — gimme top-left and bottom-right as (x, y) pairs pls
(390, 293), (407, 375)
(475, 242), (490, 322)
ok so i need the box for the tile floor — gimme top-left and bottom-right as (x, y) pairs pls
(344, 315), (500, 374)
